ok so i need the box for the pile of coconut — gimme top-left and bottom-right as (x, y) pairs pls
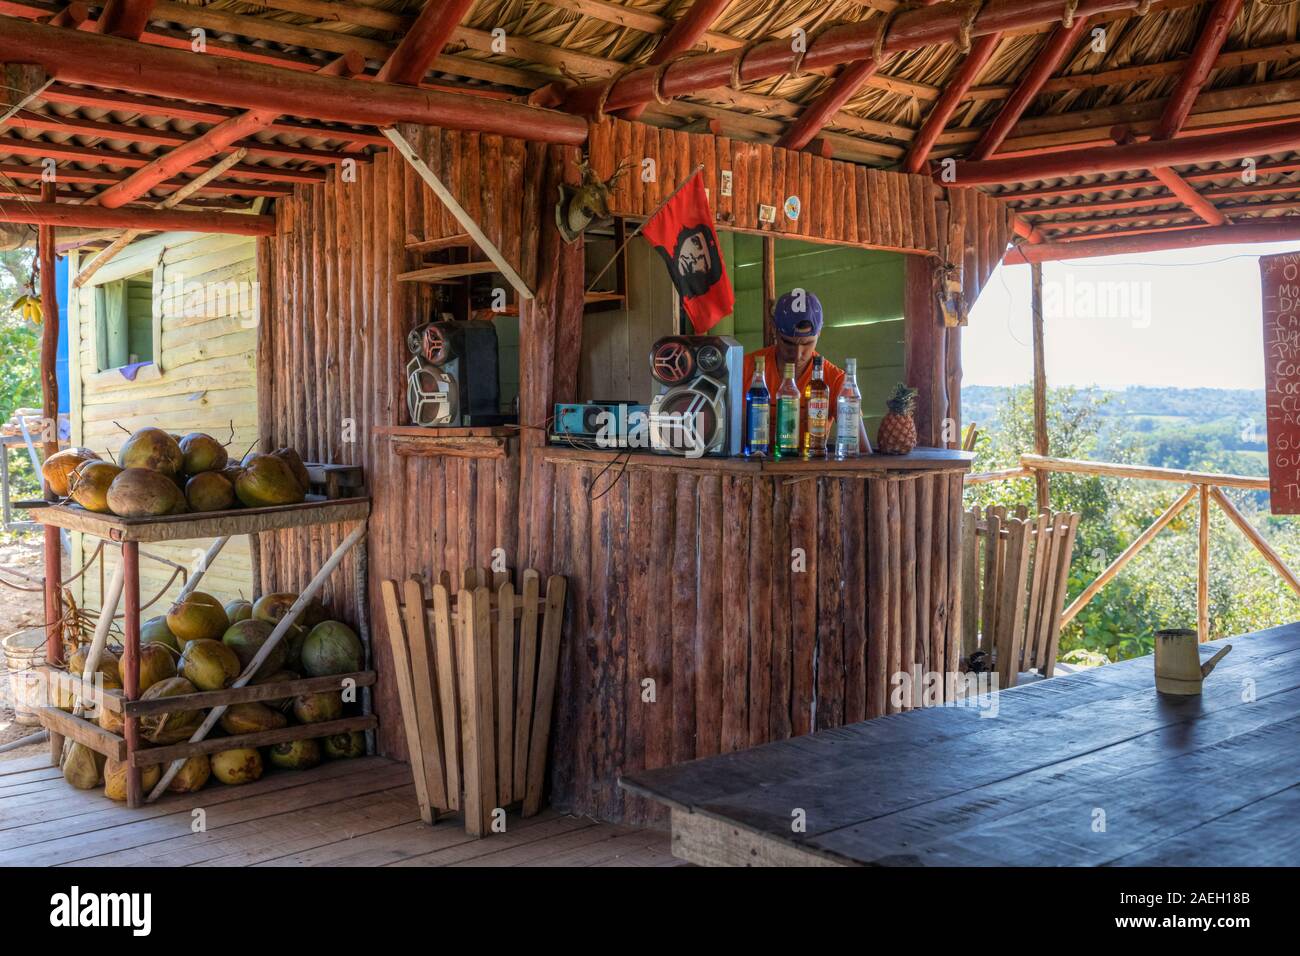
(60, 589), (366, 800)
(43, 428), (313, 518)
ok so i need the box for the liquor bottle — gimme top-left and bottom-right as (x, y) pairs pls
(803, 356), (830, 460)
(744, 355), (771, 458)
(834, 357), (863, 460)
(775, 362), (800, 460)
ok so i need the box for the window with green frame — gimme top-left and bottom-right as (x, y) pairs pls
(94, 272), (155, 371)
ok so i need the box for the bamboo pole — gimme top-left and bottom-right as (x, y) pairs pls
(1198, 484), (1211, 643)
(1031, 262), (1048, 513)
(1060, 485), (1198, 626)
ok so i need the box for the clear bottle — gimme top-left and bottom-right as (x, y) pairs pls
(774, 362), (801, 460)
(803, 356), (830, 460)
(835, 357), (863, 460)
(744, 355), (771, 458)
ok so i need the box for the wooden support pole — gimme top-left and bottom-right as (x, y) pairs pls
(1209, 486), (1300, 597)
(1198, 483), (1211, 643)
(904, 254), (945, 446)
(621, 0), (735, 121)
(0, 201), (275, 237)
(376, 0), (477, 85)
(1152, 0), (1244, 142)
(94, 0), (157, 38)
(1060, 485), (1199, 626)
(762, 236), (776, 347)
(38, 179), (64, 760)
(121, 541), (142, 807)
(1004, 218), (1300, 263)
(776, 57), (880, 152)
(1031, 262), (1049, 513)
(904, 33), (1002, 174)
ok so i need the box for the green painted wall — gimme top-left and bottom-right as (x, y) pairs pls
(726, 234), (905, 428)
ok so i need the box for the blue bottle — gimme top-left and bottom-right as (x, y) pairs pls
(744, 355), (771, 458)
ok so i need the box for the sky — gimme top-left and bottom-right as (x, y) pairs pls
(964, 239), (1300, 391)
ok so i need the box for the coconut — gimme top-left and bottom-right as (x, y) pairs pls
(235, 453), (306, 507)
(222, 618), (285, 680)
(68, 644), (122, 687)
(322, 731), (366, 760)
(103, 758), (162, 802)
(253, 668), (300, 712)
(221, 464), (246, 491)
(106, 467), (186, 517)
(166, 591), (230, 644)
(272, 447), (311, 494)
(138, 641), (177, 692)
(68, 460), (122, 512)
(293, 690), (343, 725)
(42, 447), (101, 498)
(118, 427), (184, 478)
(211, 748), (263, 785)
(225, 599), (253, 623)
(139, 677), (203, 744)
(251, 593), (308, 666)
(98, 699), (124, 735)
(141, 616), (180, 652)
(167, 754), (212, 793)
(62, 742), (103, 790)
(178, 638), (241, 691)
(269, 737), (321, 771)
(184, 471), (235, 512)
(178, 432), (228, 475)
(219, 701), (287, 735)
(301, 621), (363, 677)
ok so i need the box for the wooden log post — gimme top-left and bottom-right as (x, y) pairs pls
(1031, 262), (1049, 512)
(1198, 484), (1211, 643)
(121, 541), (142, 807)
(37, 180), (63, 761)
(904, 254), (945, 446)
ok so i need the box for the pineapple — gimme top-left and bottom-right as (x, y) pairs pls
(877, 383), (918, 455)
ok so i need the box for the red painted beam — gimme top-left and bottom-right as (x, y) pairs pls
(1003, 217), (1300, 263)
(621, 0), (734, 121)
(0, 18), (588, 145)
(970, 17), (1090, 161)
(376, 0), (477, 85)
(1152, 0), (1244, 141)
(0, 200), (275, 236)
(94, 0), (156, 38)
(1111, 124), (1226, 226)
(904, 32), (1002, 173)
(945, 118), (1300, 185)
(563, 0), (1162, 116)
(777, 56), (880, 152)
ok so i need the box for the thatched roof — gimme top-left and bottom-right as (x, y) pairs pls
(1, 0), (1297, 249)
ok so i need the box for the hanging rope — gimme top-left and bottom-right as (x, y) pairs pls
(1063, 0), (1080, 28)
(957, 0), (986, 55)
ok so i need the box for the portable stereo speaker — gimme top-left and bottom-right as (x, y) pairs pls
(406, 319), (509, 427)
(647, 335), (743, 457)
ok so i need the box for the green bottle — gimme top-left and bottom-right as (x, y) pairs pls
(775, 362), (800, 460)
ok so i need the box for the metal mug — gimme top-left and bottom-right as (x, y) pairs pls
(1153, 628), (1232, 695)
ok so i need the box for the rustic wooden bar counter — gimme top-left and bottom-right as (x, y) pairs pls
(540, 446), (973, 823)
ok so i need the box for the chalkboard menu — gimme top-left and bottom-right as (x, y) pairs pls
(1260, 251), (1300, 514)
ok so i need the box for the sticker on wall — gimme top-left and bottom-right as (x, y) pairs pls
(720, 170), (733, 197)
(758, 203), (777, 224)
(784, 195), (801, 221)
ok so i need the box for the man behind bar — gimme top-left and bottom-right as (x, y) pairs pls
(742, 289), (872, 450)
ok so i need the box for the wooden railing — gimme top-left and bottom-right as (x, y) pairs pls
(965, 454), (1300, 642)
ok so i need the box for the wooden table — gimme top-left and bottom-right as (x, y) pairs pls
(622, 624), (1300, 866)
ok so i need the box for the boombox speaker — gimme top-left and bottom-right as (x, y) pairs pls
(406, 319), (509, 427)
(647, 335), (743, 457)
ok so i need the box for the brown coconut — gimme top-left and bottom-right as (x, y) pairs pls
(106, 467), (186, 518)
(138, 677), (203, 744)
(103, 758), (162, 801)
(219, 701), (287, 735)
(178, 432), (228, 475)
(118, 427), (184, 478)
(235, 454), (306, 508)
(167, 754), (212, 793)
(185, 470), (236, 512)
(272, 447), (312, 494)
(62, 742), (103, 790)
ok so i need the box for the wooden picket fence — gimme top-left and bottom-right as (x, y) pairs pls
(380, 568), (567, 836)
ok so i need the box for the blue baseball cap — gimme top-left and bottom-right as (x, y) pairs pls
(773, 289), (823, 340)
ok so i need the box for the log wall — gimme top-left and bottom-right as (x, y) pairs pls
(543, 453), (969, 823)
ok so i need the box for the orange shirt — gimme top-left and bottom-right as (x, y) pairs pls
(742, 345), (846, 436)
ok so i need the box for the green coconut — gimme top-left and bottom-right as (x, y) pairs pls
(293, 690), (343, 725)
(138, 641), (177, 692)
(106, 467), (187, 517)
(68, 460), (122, 513)
(62, 742), (102, 790)
(141, 616), (180, 652)
(224, 599), (253, 623)
(118, 427), (184, 478)
(322, 731), (366, 760)
(271, 447), (311, 494)
(139, 677), (203, 744)
(268, 737), (321, 771)
(211, 748), (263, 785)
(235, 453), (306, 507)
(178, 432), (229, 475)
(166, 591), (230, 644)
(185, 471), (236, 512)
(252, 668), (300, 712)
(222, 618), (285, 681)
(219, 702), (288, 735)
(178, 638), (241, 691)
(167, 755), (212, 793)
(300, 621), (363, 677)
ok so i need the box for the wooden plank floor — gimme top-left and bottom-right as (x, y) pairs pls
(0, 755), (678, 867)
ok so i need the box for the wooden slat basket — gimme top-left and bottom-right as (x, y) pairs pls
(381, 568), (567, 837)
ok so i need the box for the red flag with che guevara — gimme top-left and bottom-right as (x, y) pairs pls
(641, 171), (734, 333)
